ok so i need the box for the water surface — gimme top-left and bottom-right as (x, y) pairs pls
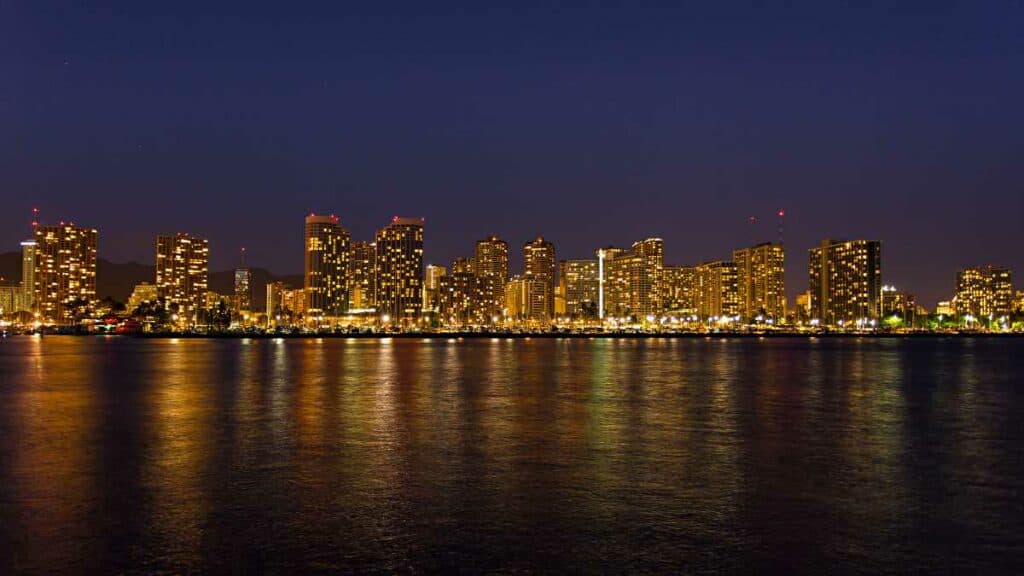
(1, 336), (1022, 573)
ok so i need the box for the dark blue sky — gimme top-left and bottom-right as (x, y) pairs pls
(2, 1), (1022, 306)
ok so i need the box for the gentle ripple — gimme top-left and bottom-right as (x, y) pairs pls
(0, 336), (1022, 573)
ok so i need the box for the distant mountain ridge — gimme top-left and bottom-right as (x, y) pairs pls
(0, 252), (302, 312)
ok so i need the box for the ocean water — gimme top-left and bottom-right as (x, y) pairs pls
(0, 336), (1022, 573)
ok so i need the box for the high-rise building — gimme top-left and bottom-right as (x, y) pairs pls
(695, 261), (739, 319)
(266, 281), (305, 325)
(522, 237), (555, 322)
(234, 268), (252, 312)
(155, 233), (209, 324)
(423, 264), (447, 312)
(598, 247), (629, 318)
(554, 283), (566, 317)
(505, 275), (549, 324)
(733, 242), (785, 321)
(597, 240), (663, 320)
(627, 238), (664, 318)
(20, 239), (36, 310)
(438, 270), (477, 325)
(32, 223), (98, 324)
(304, 214), (351, 317)
(663, 265), (696, 314)
(955, 266), (1013, 317)
(558, 259), (599, 319)
(808, 239), (881, 325)
(475, 236), (509, 318)
(375, 217), (424, 324)
(266, 281), (286, 318)
(349, 240), (376, 310)
(0, 283), (28, 316)
(1015, 291), (1024, 315)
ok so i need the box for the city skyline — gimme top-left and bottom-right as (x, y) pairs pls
(0, 211), (1020, 313)
(2, 212), (1020, 329)
(3, 4), (1024, 309)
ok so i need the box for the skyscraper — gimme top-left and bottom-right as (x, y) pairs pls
(304, 214), (351, 317)
(733, 242), (785, 321)
(349, 240), (376, 310)
(234, 268), (252, 312)
(596, 240), (663, 320)
(475, 236), (509, 318)
(558, 259), (599, 319)
(20, 239), (36, 310)
(808, 239), (881, 325)
(628, 238), (664, 318)
(663, 265), (696, 314)
(504, 275), (549, 324)
(0, 283), (28, 316)
(695, 260), (739, 319)
(32, 223), (98, 324)
(598, 246), (628, 318)
(955, 266), (1013, 317)
(375, 217), (424, 324)
(523, 236), (555, 320)
(423, 264), (447, 312)
(155, 233), (209, 323)
(438, 268), (477, 325)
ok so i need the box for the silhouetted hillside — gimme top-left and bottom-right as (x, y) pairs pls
(0, 252), (19, 285)
(0, 252), (302, 311)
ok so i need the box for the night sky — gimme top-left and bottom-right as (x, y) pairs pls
(3, 2), (1022, 307)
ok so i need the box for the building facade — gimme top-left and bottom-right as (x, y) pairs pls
(20, 239), (36, 310)
(438, 270), (478, 325)
(32, 224), (98, 324)
(598, 240), (663, 320)
(955, 265), (1013, 317)
(304, 214), (351, 317)
(695, 260), (739, 319)
(523, 236), (556, 320)
(0, 284), (28, 316)
(880, 285), (917, 326)
(349, 240), (376, 310)
(475, 236), (509, 318)
(423, 264), (447, 313)
(155, 233), (209, 324)
(375, 217), (424, 324)
(808, 239), (881, 325)
(733, 242), (785, 321)
(663, 265), (696, 314)
(505, 275), (550, 323)
(558, 259), (599, 319)
(234, 268), (252, 312)
(267, 281), (306, 325)
(127, 282), (158, 313)
(627, 238), (664, 318)
(598, 247), (629, 318)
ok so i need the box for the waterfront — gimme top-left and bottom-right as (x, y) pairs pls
(1, 337), (1022, 573)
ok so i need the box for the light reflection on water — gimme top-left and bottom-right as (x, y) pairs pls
(0, 336), (1022, 573)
